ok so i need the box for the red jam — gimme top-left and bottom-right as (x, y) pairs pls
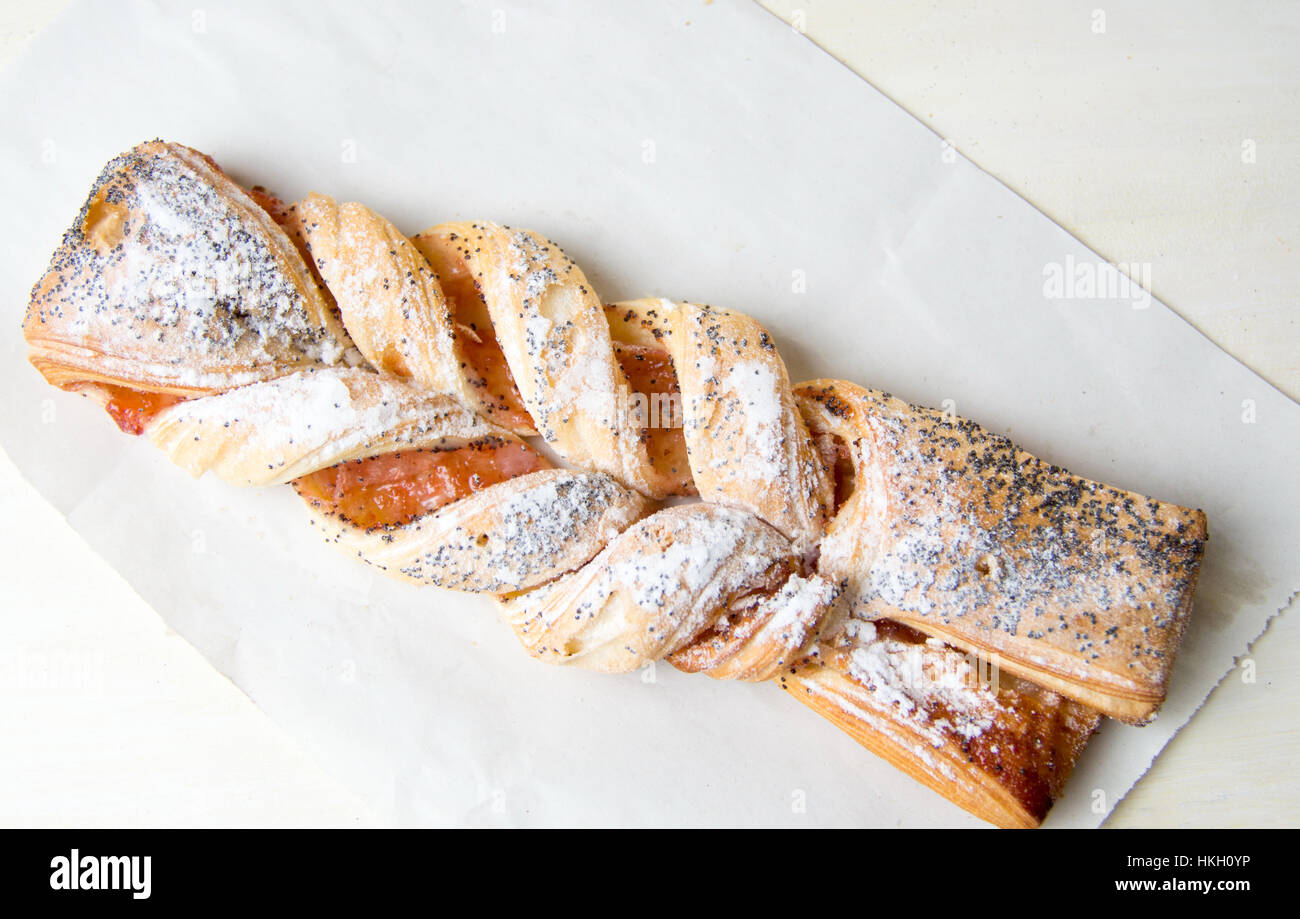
(293, 440), (550, 528)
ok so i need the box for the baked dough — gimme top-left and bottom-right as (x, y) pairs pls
(498, 503), (811, 677)
(23, 141), (352, 398)
(22, 140), (1213, 827)
(785, 619), (1102, 828)
(797, 380), (1207, 724)
(303, 468), (653, 594)
(293, 194), (476, 408)
(666, 301), (834, 558)
(149, 367), (497, 486)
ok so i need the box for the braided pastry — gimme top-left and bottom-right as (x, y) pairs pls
(22, 141), (1209, 827)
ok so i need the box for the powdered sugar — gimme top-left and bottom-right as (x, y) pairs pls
(506, 505), (796, 672)
(118, 148), (342, 361)
(842, 619), (997, 740)
(755, 573), (836, 650)
(602, 506), (787, 623)
(150, 368), (493, 485)
(723, 360), (784, 485)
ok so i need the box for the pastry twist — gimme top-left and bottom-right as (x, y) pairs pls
(23, 141), (1208, 827)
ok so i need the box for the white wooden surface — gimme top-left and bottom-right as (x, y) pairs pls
(756, 0), (1300, 829)
(1, 0), (1295, 827)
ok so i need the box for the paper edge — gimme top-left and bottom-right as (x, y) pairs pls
(2, 0), (1291, 828)
(751, 3), (1300, 415)
(1102, 585), (1300, 826)
(750, 0), (1300, 827)
(0, 442), (389, 827)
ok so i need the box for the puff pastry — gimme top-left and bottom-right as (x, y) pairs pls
(22, 140), (1209, 827)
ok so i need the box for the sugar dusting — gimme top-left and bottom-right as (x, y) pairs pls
(28, 143), (348, 385)
(150, 368), (493, 484)
(722, 360), (784, 484)
(843, 620), (996, 741)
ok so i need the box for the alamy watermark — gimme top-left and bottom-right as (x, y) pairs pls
(1043, 255), (1152, 309)
(615, 384), (683, 429)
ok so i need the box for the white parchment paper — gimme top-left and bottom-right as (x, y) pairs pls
(1, 0), (1296, 827)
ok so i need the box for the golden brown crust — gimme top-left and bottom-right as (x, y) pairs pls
(412, 221), (680, 497)
(497, 504), (830, 679)
(148, 367), (506, 486)
(24, 141), (351, 398)
(22, 140), (1213, 828)
(303, 467), (654, 594)
(783, 620), (1101, 827)
(797, 379), (1207, 724)
(668, 302), (834, 556)
(294, 194), (471, 403)
(603, 297), (835, 546)
(412, 227), (538, 435)
(604, 298), (676, 349)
